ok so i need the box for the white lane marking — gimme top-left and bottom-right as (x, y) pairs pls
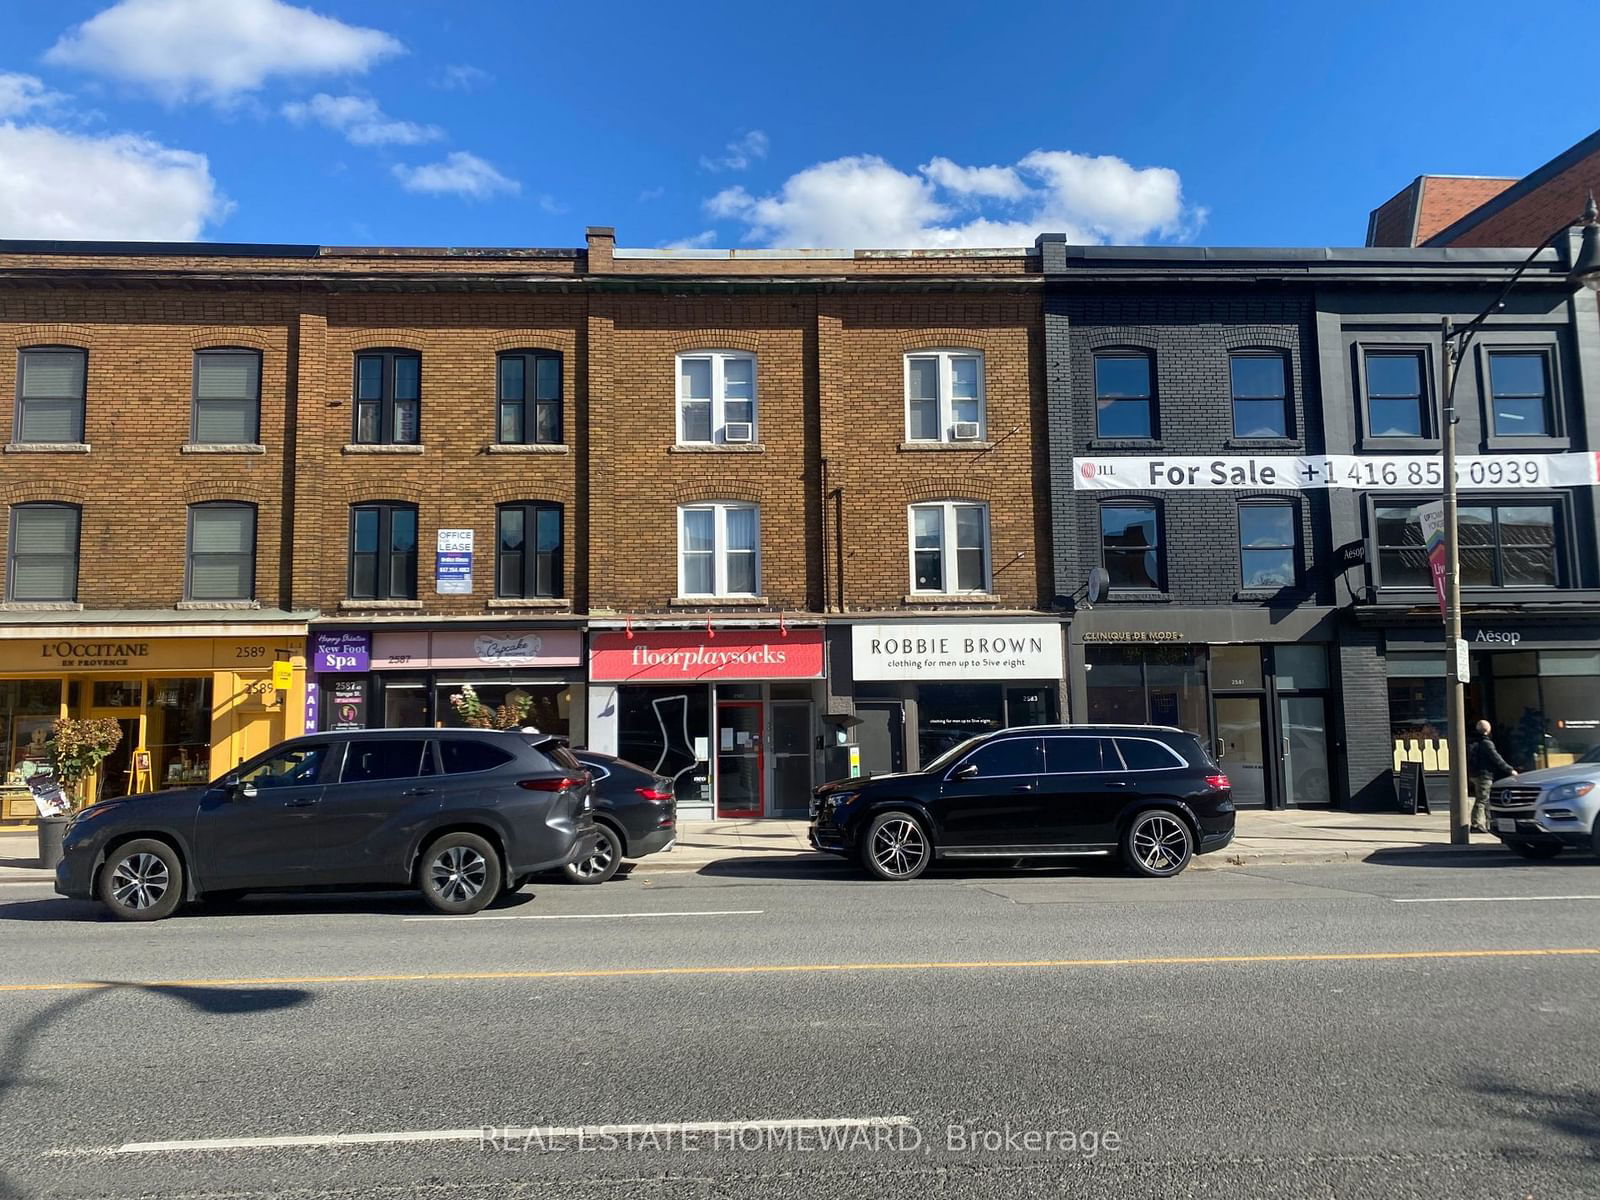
(1391, 894), (1600, 904)
(0, 881), (55, 888)
(116, 1115), (911, 1154)
(401, 908), (764, 923)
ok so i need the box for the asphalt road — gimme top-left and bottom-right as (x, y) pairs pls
(1, 852), (1597, 1199)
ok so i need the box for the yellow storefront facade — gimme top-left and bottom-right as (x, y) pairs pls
(0, 628), (307, 822)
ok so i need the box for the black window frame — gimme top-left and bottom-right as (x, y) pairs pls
(6, 501), (81, 603)
(1479, 343), (1568, 449)
(348, 501), (419, 600)
(1099, 499), (1164, 592)
(191, 347), (263, 445)
(1228, 350), (1292, 441)
(496, 350), (563, 446)
(352, 350), (421, 446)
(1356, 344), (1437, 447)
(1370, 494), (1567, 591)
(495, 501), (564, 599)
(185, 501), (257, 602)
(1092, 350), (1156, 441)
(1236, 499), (1299, 592)
(14, 345), (87, 445)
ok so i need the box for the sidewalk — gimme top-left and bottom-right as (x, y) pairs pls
(0, 808), (1507, 884)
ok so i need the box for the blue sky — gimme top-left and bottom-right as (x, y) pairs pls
(0, 0), (1595, 251)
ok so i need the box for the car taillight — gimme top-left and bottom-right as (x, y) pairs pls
(635, 787), (673, 803)
(1205, 773), (1230, 791)
(517, 777), (585, 791)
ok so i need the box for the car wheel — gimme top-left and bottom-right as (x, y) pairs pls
(418, 832), (502, 915)
(97, 839), (185, 921)
(562, 824), (622, 885)
(861, 811), (931, 881)
(1506, 840), (1562, 860)
(1122, 809), (1194, 878)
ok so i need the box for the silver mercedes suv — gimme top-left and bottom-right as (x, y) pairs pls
(1487, 745), (1600, 860)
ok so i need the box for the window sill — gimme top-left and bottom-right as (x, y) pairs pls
(1482, 435), (1571, 453)
(339, 599), (424, 610)
(902, 592), (1001, 605)
(5, 442), (89, 454)
(1224, 438), (1298, 450)
(1356, 438), (1439, 453)
(0, 601), (83, 611)
(487, 597), (571, 609)
(181, 443), (266, 455)
(1088, 439), (1162, 451)
(670, 595), (770, 606)
(1106, 590), (1173, 603)
(176, 600), (261, 610)
(1233, 589), (1307, 603)
(486, 443), (569, 455)
(668, 443), (766, 454)
(898, 440), (993, 452)
(342, 443), (424, 455)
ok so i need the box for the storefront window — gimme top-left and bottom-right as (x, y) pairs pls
(618, 686), (710, 809)
(2, 680), (61, 779)
(1387, 654), (1446, 770)
(1211, 645), (1263, 690)
(145, 677), (213, 789)
(916, 683), (1004, 764)
(435, 678), (570, 737)
(1087, 646), (1209, 743)
(1273, 645), (1329, 691)
(1474, 649), (1600, 770)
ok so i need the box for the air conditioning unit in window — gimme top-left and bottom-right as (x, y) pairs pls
(723, 422), (754, 443)
(952, 421), (982, 440)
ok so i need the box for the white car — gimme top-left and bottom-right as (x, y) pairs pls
(1487, 747), (1600, 860)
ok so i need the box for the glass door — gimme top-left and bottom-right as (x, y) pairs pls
(1215, 695), (1269, 808)
(715, 700), (763, 818)
(768, 700), (813, 817)
(1278, 695), (1332, 806)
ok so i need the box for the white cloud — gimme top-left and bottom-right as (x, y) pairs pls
(45, 0), (402, 104)
(282, 93), (440, 146)
(0, 72), (67, 118)
(0, 122), (228, 239)
(392, 151), (519, 199)
(433, 64), (491, 91)
(707, 149), (1203, 249)
(700, 129), (768, 172)
(662, 230), (717, 250)
(637, 185), (665, 203)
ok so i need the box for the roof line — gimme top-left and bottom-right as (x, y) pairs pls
(1423, 125), (1600, 246)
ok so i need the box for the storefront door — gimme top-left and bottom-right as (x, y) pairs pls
(1215, 696), (1270, 808)
(1278, 695), (1332, 806)
(715, 700), (763, 818)
(768, 701), (813, 817)
(1212, 645), (1333, 809)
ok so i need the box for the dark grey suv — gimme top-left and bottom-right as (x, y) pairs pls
(55, 728), (599, 921)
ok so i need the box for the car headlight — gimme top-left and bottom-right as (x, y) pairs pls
(1546, 781), (1595, 805)
(827, 792), (857, 811)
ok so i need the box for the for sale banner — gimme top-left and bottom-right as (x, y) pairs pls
(1073, 452), (1600, 491)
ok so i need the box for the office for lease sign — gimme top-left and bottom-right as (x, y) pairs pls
(1073, 452), (1600, 491)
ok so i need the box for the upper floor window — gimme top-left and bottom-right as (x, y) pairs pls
(678, 502), (759, 596)
(498, 351), (562, 445)
(905, 350), (984, 442)
(1094, 352), (1153, 439)
(192, 349), (261, 444)
(349, 502), (418, 600)
(1376, 500), (1560, 588)
(1487, 350), (1553, 438)
(1101, 502), (1161, 590)
(354, 351), (420, 445)
(1230, 352), (1289, 439)
(497, 502), (562, 599)
(909, 501), (990, 594)
(678, 351), (755, 444)
(1238, 501), (1296, 590)
(15, 348), (86, 443)
(187, 502), (256, 601)
(7, 503), (79, 602)
(1363, 349), (1430, 439)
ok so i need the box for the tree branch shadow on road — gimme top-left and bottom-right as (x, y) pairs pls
(1472, 1075), (1600, 1153)
(0, 982), (310, 1199)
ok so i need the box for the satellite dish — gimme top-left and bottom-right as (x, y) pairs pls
(1085, 567), (1109, 607)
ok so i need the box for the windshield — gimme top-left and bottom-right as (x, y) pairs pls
(921, 735), (987, 775)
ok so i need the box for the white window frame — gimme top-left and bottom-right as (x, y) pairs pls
(677, 502), (761, 597)
(907, 500), (990, 595)
(903, 349), (986, 443)
(676, 350), (757, 445)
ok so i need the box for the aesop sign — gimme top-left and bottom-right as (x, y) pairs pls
(851, 622), (1062, 681)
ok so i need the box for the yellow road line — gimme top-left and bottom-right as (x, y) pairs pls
(1, 946), (1596, 994)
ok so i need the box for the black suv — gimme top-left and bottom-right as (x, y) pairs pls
(809, 724), (1234, 880)
(563, 751), (677, 884)
(56, 729), (598, 921)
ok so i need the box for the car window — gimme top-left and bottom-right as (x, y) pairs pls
(439, 739), (515, 775)
(955, 737), (1042, 778)
(1115, 738), (1182, 770)
(239, 743), (331, 788)
(544, 742), (585, 773)
(340, 738), (432, 783)
(1581, 745), (1600, 765)
(923, 735), (985, 775)
(576, 758), (612, 781)
(1044, 737), (1108, 774)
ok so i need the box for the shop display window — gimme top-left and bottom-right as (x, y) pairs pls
(145, 677), (213, 788)
(618, 686), (710, 809)
(3, 679), (62, 783)
(435, 679), (571, 737)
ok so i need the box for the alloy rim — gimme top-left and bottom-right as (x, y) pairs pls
(871, 817), (927, 878)
(1132, 814), (1189, 874)
(430, 846), (488, 902)
(573, 833), (617, 879)
(110, 852), (170, 910)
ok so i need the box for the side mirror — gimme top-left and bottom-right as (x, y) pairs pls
(952, 763), (979, 781)
(224, 774), (257, 801)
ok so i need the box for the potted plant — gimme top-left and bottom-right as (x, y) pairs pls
(447, 683), (534, 730)
(36, 717), (123, 869)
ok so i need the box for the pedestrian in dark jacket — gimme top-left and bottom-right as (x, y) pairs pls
(1468, 720), (1517, 833)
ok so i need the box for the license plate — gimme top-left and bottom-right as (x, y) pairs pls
(1494, 818), (1516, 833)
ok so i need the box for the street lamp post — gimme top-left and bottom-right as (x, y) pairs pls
(1437, 197), (1600, 845)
